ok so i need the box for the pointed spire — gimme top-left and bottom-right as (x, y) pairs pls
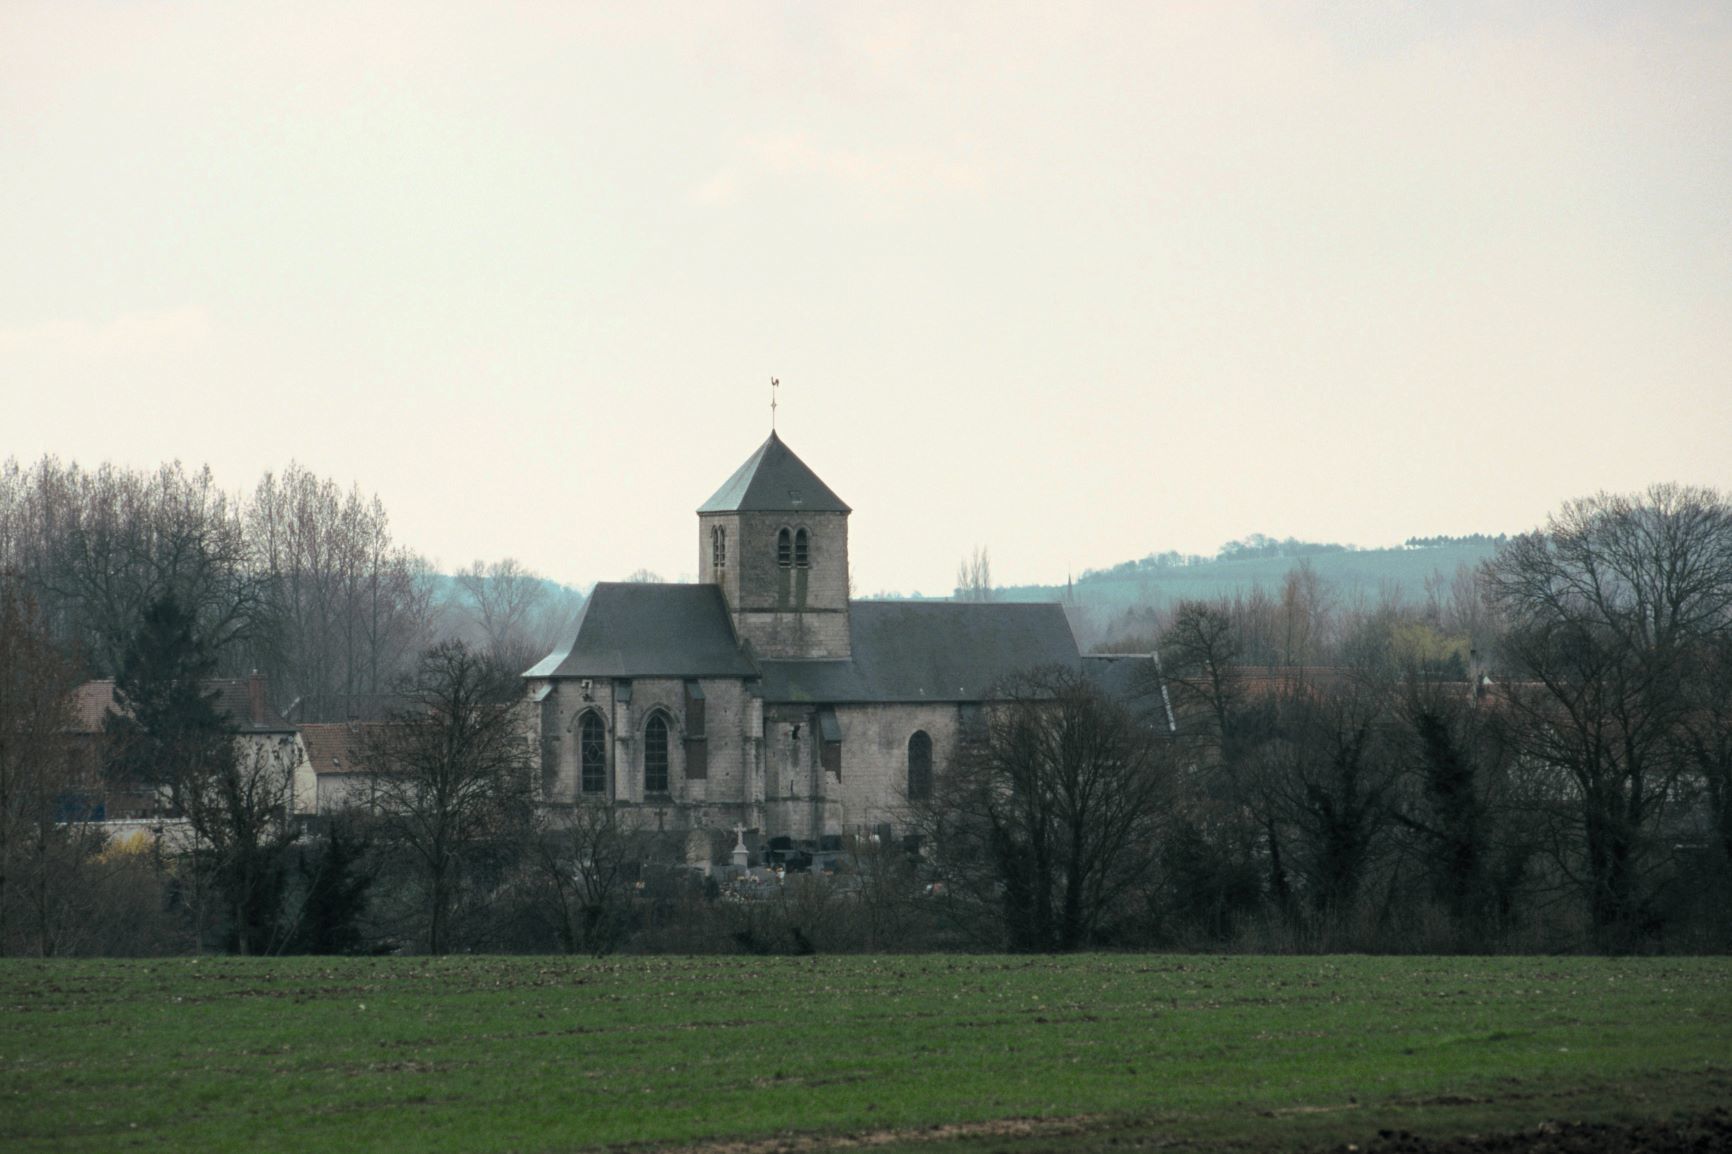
(698, 432), (850, 514)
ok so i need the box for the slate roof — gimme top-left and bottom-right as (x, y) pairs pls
(697, 432), (851, 515)
(70, 678), (297, 734)
(524, 582), (760, 679)
(758, 601), (1082, 704)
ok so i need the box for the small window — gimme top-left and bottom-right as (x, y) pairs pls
(580, 712), (607, 795)
(908, 730), (932, 801)
(645, 714), (669, 794)
(777, 528), (792, 568)
(711, 525), (726, 569)
(794, 528), (810, 568)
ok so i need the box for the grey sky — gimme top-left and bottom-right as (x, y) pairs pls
(3, 2), (1729, 594)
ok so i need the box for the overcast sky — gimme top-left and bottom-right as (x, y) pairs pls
(3, 2), (1729, 595)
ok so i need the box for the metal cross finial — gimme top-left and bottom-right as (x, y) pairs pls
(770, 377), (779, 431)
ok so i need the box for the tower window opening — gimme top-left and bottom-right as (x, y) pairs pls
(777, 528), (792, 568)
(794, 528), (809, 568)
(711, 525), (726, 569)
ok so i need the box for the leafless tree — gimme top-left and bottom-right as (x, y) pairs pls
(0, 583), (97, 956)
(0, 458), (262, 674)
(1677, 629), (1732, 890)
(1258, 677), (1400, 929)
(530, 799), (637, 955)
(1485, 484), (1732, 946)
(1278, 559), (1332, 668)
(455, 558), (547, 670)
(1161, 599), (1245, 753)
(954, 546), (995, 602)
(916, 666), (1173, 950)
(364, 641), (536, 954)
(248, 464), (434, 722)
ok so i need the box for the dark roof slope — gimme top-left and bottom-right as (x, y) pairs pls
(760, 601), (1081, 703)
(524, 582), (759, 679)
(1082, 654), (1174, 730)
(698, 432), (850, 514)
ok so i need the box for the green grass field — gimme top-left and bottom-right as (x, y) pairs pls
(3, 955), (1728, 1153)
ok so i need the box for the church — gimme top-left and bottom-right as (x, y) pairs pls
(523, 431), (1155, 859)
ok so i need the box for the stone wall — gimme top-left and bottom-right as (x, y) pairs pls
(534, 675), (760, 844)
(708, 509), (852, 659)
(827, 702), (962, 839)
(760, 700), (965, 841)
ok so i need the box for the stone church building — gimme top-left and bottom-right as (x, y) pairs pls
(524, 432), (1154, 858)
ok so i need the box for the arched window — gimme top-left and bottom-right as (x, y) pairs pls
(907, 730), (932, 801)
(645, 714), (670, 794)
(794, 528), (809, 568)
(777, 528), (792, 568)
(711, 525), (726, 570)
(579, 711), (606, 795)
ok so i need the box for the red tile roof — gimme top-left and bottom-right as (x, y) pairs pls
(298, 722), (392, 776)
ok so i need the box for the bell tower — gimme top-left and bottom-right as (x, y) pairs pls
(698, 432), (851, 660)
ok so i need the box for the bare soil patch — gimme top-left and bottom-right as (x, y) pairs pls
(1331, 1109), (1732, 1154)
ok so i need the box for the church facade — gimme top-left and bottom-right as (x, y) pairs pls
(523, 432), (1152, 858)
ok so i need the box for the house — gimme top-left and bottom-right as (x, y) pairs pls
(69, 673), (313, 821)
(297, 721), (392, 815)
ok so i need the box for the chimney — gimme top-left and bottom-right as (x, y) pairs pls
(248, 670), (266, 724)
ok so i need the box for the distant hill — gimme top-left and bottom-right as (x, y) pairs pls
(856, 537), (1508, 649)
(993, 538), (1503, 620)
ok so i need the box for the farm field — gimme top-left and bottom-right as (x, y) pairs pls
(2, 955), (1728, 1153)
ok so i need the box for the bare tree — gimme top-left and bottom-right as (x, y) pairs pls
(248, 464), (433, 721)
(0, 583), (94, 956)
(1485, 484), (1732, 946)
(916, 666), (1172, 950)
(531, 799), (636, 955)
(1387, 668), (1523, 946)
(1, 459), (262, 674)
(1278, 559), (1332, 668)
(1161, 599), (1244, 753)
(455, 558), (547, 670)
(1259, 677), (1399, 928)
(954, 546), (995, 602)
(364, 641), (535, 954)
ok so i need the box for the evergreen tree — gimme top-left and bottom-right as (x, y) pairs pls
(106, 593), (300, 953)
(289, 819), (374, 955)
(104, 593), (227, 810)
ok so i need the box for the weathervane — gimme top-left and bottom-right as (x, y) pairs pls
(770, 376), (779, 431)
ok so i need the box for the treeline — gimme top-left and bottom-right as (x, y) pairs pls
(1404, 533), (1509, 550)
(0, 457), (582, 717)
(1077, 535), (1371, 584)
(2, 475), (1728, 958)
(0, 455), (588, 957)
(1214, 533), (1355, 561)
(1079, 550), (1210, 582)
(1127, 485), (1731, 954)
